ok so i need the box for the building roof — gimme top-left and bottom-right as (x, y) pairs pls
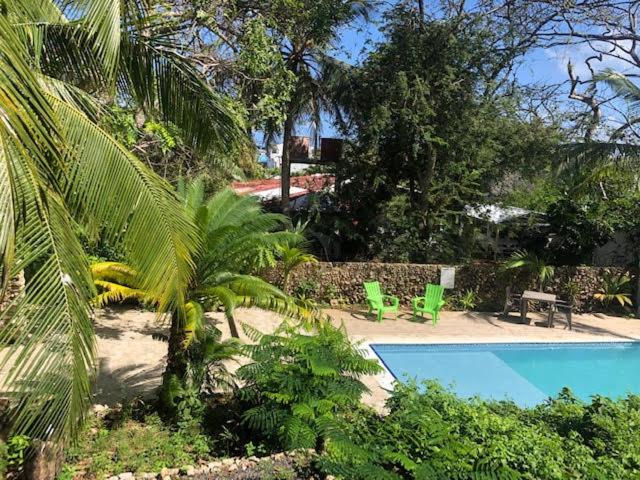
(231, 174), (335, 201)
(464, 204), (537, 224)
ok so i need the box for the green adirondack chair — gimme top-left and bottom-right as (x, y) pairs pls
(412, 284), (445, 324)
(363, 281), (399, 322)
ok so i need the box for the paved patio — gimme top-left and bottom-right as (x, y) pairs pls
(92, 306), (640, 408)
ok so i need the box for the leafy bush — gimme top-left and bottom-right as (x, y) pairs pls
(594, 272), (633, 308)
(0, 439), (6, 478)
(320, 382), (640, 479)
(5, 435), (29, 474)
(238, 321), (382, 451)
(63, 414), (212, 477)
(293, 279), (320, 299)
(456, 290), (478, 310)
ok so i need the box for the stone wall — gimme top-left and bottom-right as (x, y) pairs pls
(281, 261), (633, 312)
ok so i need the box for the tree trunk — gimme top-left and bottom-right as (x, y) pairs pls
(417, 0), (425, 30)
(227, 313), (240, 339)
(164, 310), (188, 381)
(281, 114), (294, 214)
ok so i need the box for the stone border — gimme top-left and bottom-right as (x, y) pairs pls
(105, 450), (318, 480)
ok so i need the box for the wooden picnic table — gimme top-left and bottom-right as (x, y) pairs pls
(520, 290), (556, 327)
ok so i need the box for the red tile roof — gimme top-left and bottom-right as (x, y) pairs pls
(231, 174), (335, 199)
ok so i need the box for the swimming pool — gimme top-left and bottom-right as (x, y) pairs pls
(371, 342), (640, 407)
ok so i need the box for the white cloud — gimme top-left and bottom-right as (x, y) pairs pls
(545, 41), (635, 79)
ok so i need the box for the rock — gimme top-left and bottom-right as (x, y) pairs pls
(93, 404), (109, 414)
(23, 440), (64, 480)
(222, 458), (235, 466)
(160, 467), (179, 478)
(208, 461), (222, 469)
(118, 473), (133, 480)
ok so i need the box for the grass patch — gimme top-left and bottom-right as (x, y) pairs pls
(64, 413), (212, 478)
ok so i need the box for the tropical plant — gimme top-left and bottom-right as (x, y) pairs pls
(0, 0), (246, 442)
(279, 246), (318, 289)
(278, 227), (318, 293)
(5, 435), (30, 474)
(91, 179), (322, 415)
(320, 381), (640, 480)
(502, 250), (555, 291)
(237, 321), (381, 452)
(594, 272), (633, 307)
(456, 290), (478, 311)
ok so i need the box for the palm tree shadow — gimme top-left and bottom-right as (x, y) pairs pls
(93, 358), (165, 406)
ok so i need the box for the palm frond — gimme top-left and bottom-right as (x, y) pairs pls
(0, 10), (97, 442)
(120, 35), (245, 154)
(596, 69), (640, 117)
(92, 280), (152, 308)
(50, 95), (199, 316)
(183, 300), (205, 349)
(0, 169), (94, 441)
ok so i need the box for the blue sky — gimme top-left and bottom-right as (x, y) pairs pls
(264, 2), (635, 145)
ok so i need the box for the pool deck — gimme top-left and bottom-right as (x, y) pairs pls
(217, 307), (640, 410)
(89, 306), (640, 409)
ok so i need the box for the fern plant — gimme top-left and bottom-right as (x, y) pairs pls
(593, 272), (633, 307)
(237, 321), (382, 452)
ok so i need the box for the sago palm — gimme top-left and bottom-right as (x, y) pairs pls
(92, 179), (321, 400)
(0, 0), (242, 441)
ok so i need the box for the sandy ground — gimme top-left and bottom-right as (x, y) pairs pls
(93, 305), (640, 409)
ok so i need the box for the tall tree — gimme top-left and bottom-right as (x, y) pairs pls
(254, 0), (372, 213)
(0, 0), (242, 441)
(330, 2), (563, 262)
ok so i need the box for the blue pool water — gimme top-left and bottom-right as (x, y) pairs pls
(371, 342), (640, 407)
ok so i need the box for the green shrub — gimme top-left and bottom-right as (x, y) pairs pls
(320, 382), (640, 479)
(6, 435), (29, 473)
(238, 321), (382, 451)
(0, 439), (7, 478)
(63, 413), (212, 477)
(293, 279), (319, 299)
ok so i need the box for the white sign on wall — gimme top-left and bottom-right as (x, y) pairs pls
(440, 267), (455, 289)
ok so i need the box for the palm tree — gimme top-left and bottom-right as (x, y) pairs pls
(555, 69), (640, 315)
(503, 250), (555, 292)
(262, 0), (371, 213)
(91, 178), (321, 403)
(0, 1), (242, 441)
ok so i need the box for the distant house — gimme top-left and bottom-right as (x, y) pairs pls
(465, 204), (545, 259)
(231, 174), (335, 210)
(265, 141), (317, 173)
